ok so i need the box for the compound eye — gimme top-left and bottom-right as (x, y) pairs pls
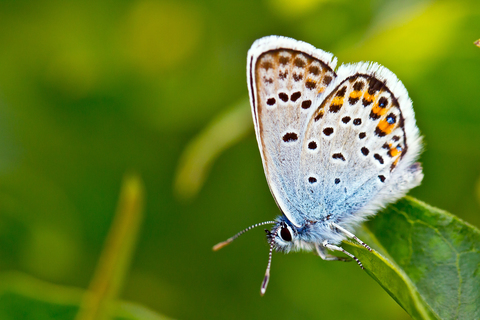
(279, 226), (292, 242)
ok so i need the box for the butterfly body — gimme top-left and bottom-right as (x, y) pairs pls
(214, 35), (422, 295)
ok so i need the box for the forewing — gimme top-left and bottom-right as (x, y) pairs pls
(247, 36), (337, 227)
(298, 63), (422, 223)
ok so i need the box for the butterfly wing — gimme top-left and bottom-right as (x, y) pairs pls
(298, 62), (423, 225)
(247, 36), (337, 227)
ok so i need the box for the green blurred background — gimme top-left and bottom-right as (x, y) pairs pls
(0, 0), (479, 319)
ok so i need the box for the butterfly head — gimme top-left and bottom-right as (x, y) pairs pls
(266, 218), (298, 253)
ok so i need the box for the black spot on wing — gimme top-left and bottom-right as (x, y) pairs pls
(302, 100), (312, 109)
(282, 132), (298, 142)
(291, 92), (301, 102)
(279, 56), (289, 65)
(329, 104), (342, 113)
(374, 153), (384, 164)
(378, 97), (388, 108)
(306, 80), (317, 90)
(353, 81), (364, 91)
(309, 65), (320, 75)
(293, 73), (303, 82)
(323, 75), (333, 85)
(375, 127), (387, 137)
(308, 141), (317, 150)
(367, 77), (385, 94)
(332, 153), (345, 161)
(294, 58), (306, 68)
(323, 127), (334, 136)
(336, 86), (347, 97)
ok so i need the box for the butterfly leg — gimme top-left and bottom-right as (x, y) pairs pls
(315, 243), (350, 262)
(322, 240), (364, 269)
(330, 223), (372, 252)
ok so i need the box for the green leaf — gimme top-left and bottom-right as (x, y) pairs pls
(344, 197), (480, 320)
(76, 174), (145, 320)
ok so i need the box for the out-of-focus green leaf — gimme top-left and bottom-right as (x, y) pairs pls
(76, 174), (145, 320)
(344, 197), (480, 320)
(0, 271), (171, 320)
(174, 98), (252, 200)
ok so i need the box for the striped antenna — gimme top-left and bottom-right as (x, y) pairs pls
(212, 221), (276, 251)
(260, 224), (281, 296)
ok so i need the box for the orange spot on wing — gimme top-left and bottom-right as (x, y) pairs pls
(349, 90), (362, 99)
(389, 146), (401, 157)
(378, 118), (395, 135)
(318, 86), (325, 93)
(331, 96), (344, 105)
(372, 103), (388, 117)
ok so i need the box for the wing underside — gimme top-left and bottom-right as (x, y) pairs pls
(247, 36), (422, 227)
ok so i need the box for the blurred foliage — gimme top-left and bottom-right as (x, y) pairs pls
(76, 174), (145, 320)
(0, 175), (169, 320)
(0, 272), (169, 320)
(174, 99), (252, 200)
(0, 0), (479, 319)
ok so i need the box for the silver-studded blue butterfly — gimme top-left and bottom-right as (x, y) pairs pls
(214, 36), (423, 295)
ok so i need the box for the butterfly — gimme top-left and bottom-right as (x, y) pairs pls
(214, 36), (423, 295)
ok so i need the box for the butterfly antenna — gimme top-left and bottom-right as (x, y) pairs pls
(212, 221), (276, 251)
(260, 224), (281, 296)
